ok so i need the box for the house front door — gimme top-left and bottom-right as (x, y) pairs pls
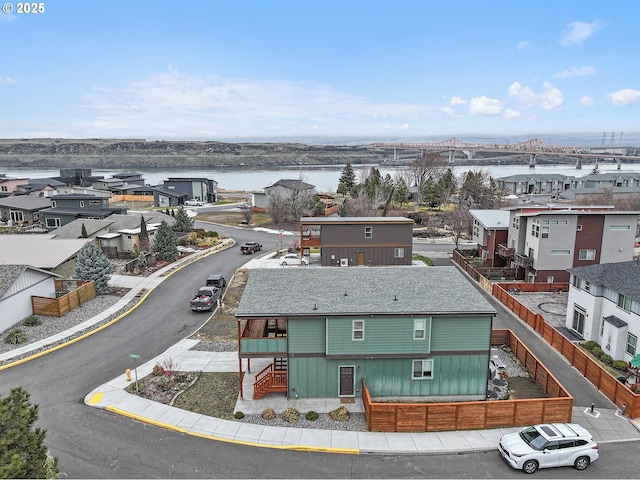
(357, 252), (365, 266)
(339, 366), (355, 397)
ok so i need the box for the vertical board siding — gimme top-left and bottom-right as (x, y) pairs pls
(288, 317), (325, 353)
(431, 317), (492, 350)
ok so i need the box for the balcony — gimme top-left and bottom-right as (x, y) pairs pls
(239, 318), (287, 357)
(496, 244), (515, 258)
(300, 236), (322, 248)
(513, 253), (533, 268)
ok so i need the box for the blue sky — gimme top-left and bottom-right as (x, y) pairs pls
(1, 1), (639, 142)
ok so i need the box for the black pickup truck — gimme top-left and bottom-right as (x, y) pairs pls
(240, 241), (262, 254)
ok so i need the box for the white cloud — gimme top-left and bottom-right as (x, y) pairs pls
(516, 41), (531, 51)
(0, 76), (15, 85)
(439, 106), (460, 117)
(559, 21), (603, 46)
(450, 96), (466, 105)
(554, 66), (596, 79)
(80, 68), (437, 137)
(503, 109), (521, 120)
(469, 96), (503, 116)
(579, 95), (595, 106)
(605, 88), (640, 106)
(507, 81), (564, 111)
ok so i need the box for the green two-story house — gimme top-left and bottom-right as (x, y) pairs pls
(236, 266), (496, 402)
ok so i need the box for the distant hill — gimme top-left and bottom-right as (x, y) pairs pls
(0, 138), (391, 168)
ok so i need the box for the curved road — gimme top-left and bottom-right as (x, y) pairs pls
(0, 223), (638, 478)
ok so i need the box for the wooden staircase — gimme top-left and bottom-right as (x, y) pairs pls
(253, 360), (288, 400)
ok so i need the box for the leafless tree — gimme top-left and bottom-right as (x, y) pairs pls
(286, 188), (315, 221)
(574, 187), (614, 206)
(344, 195), (377, 217)
(266, 192), (287, 228)
(446, 208), (471, 250)
(404, 152), (447, 205)
(240, 204), (253, 224)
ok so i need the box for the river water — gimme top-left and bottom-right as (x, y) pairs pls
(2, 162), (638, 193)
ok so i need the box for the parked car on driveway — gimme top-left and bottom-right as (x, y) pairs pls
(280, 253), (309, 266)
(184, 199), (204, 206)
(498, 423), (598, 474)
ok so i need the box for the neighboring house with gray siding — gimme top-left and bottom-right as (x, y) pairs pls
(299, 216), (414, 266)
(0, 196), (51, 225)
(497, 205), (638, 283)
(237, 267), (496, 401)
(566, 261), (640, 362)
(0, 265), (60, 333)
(253, 179), (315, 208)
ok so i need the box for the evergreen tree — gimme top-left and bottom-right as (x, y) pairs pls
(338, 162), (356, 194)
(138, 215), (150, 253)
(152, 220), (178, 261)
(73, 242), (112, 295)
(393, 177), (410, 207)
(0, 387), (59, 479)
(172, 206), (194, 233)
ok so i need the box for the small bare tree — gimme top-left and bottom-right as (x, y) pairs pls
(240, 204), (253, 224)
(405, 152), (447, 205)
(266, 192), (287, 228)
(446, 208), (471, 250)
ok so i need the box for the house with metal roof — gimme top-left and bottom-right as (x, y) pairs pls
(0, 265), (61, 333)
(0, 234), (91, 277)
(469, 209), (511, 267)
(299, 216), (414, 266)
(566, 261), (640, 363)
(236, 266), (496, 401)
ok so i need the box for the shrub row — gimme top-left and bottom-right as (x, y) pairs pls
(581, 340), (628, 371)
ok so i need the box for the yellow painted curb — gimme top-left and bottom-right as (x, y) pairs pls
(0, 240), (237, 371)
(87, 392), (104, 405)
(105, 406), (359, 454)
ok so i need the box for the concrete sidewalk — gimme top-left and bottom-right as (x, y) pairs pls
(84, 337), (640, 454)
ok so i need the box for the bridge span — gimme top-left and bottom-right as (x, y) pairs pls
(374, 137), (640, 169)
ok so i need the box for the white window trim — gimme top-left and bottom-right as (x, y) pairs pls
(394, 247), (404, 258)
(352, 320), (364, 341)
(364, 226), (372, 238)
(413, 319), (426, 340)
(412, 359), (434, 380)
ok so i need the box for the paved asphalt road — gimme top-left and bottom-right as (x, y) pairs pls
(1, 223), (639, 478)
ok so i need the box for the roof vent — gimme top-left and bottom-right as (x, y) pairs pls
(393, 295), (398, 301)
(312, 303), (318, 310)
(344, 290), (348, 296)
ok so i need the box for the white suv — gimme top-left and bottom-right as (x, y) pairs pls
(498, 423), (598, 474)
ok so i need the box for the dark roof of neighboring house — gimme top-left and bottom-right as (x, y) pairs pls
(604, 315), (628, 328)
(237, 266), (497, 317)
(40, 207), (116, 217)
(300, 216), (413, 224)
(28, 178), (66, 187)
(49, 193), (111, 199)
(165, 177), (217, 184)
(0, 196), (51, 210)
(151, 186), (187, 198)
(498, 173), (573, 182)
(267, 179), (315, 190)
(568, 261), (640, 302)
(49, 212), (175, 239)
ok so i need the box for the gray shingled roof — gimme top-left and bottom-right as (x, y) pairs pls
(0, 265), (60, 297)
(267, 179), (315, 190)
(237, 266), (496, 317)
(0, 196), (51, 210)
(568, 261), (640, 302)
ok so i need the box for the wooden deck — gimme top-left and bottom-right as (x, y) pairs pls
(241, 318), (287, 338)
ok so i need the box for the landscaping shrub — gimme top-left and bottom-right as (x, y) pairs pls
(599, 353), (613, 365)
(4, 328), (28, 345)
(126, 382), (143, 394)
(583, 340), (599, 351)
(22, 315), (42, 327)
(233, 411), (245, 419)
(152, 364), (165, 376)
(280, 407), (299, 423)
(261, 408), (277, 420)
(591, 346), (603, 357)
(305, 410), (319, 421)
(613, 360), (629, 371)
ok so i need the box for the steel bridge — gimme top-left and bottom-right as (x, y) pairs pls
(374, 137), (640, 168)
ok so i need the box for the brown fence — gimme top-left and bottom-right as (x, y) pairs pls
(362, 329), (572, 432)
(31, 280), (96, 317)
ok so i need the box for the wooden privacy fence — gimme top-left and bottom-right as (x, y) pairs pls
(31, 280), (96, 317)
(492, 282), (640, 419)
(362, 329), (572, 432)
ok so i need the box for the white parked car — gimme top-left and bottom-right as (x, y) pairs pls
(280, 253), (309, 266)
(498, 423), (598, 474)
(184, 199), (204, 206)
